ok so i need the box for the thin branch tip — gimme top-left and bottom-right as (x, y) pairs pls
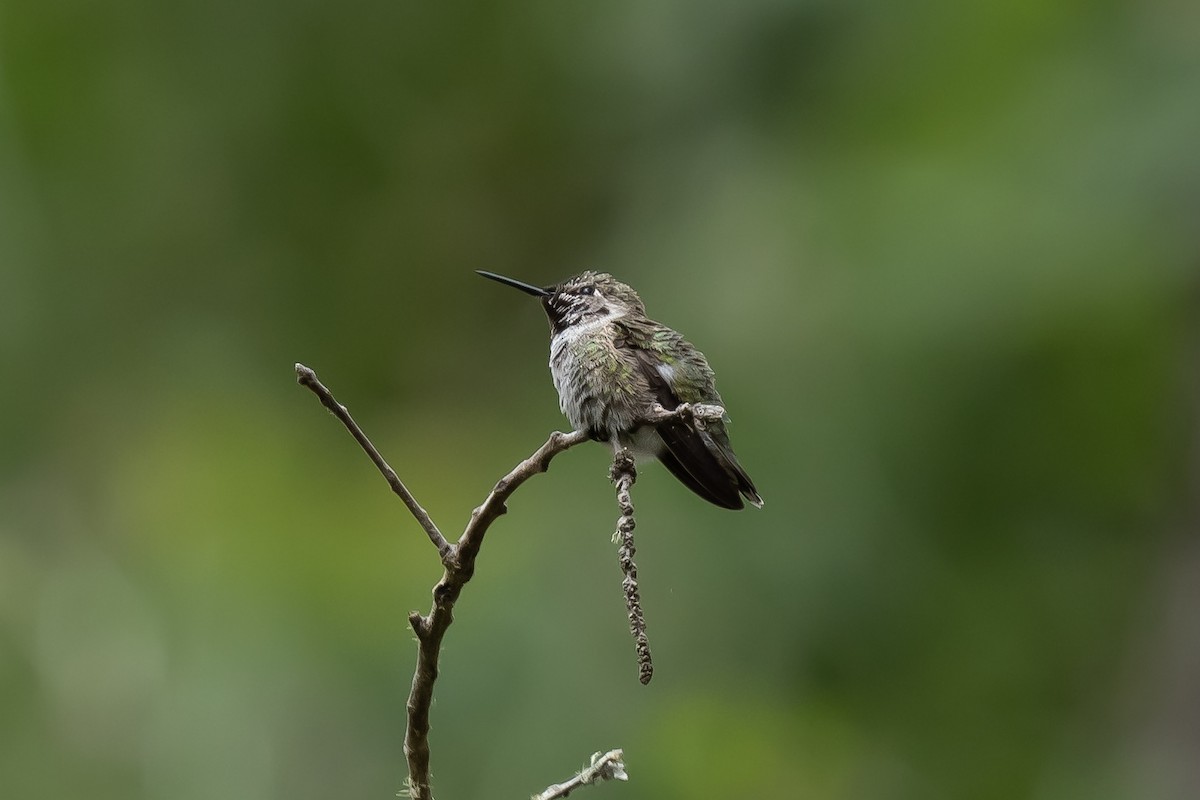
(295, 364), (449, 555)
(295, 362), (317, 385)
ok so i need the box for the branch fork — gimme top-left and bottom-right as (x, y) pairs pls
(296, 363), (625, 799)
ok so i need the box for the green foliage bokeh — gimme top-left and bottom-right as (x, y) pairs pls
(2, 1), (1198, 798)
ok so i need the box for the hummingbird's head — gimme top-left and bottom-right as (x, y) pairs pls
(476, 270), (645, 336)
(542, 272), (644, 335)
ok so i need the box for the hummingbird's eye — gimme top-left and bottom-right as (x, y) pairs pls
(578, 286), (595, 296)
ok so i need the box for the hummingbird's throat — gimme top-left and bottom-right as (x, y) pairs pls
(546, 303), (619, 337)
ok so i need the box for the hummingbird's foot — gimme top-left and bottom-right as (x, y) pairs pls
(690, 403), (727, 428)
(648, 401), (726, 429)
(649, 402), (673, 417)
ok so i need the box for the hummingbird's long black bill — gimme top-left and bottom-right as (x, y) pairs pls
(476, 270), (551, 297)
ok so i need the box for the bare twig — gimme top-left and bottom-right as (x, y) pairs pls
(295, 363), (593, 800)
(296, 363), (451, 560)
(610, 451), (653, 685)
(532, 749), (629, 800)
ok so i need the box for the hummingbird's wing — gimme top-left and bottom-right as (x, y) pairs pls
(617, 327), (761, 510)
(658, 422), (747, 509)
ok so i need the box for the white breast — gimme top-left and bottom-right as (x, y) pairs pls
(547, 312), (625, 429)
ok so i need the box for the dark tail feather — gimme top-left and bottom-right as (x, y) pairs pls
(700, 429), (768, 510)
(702, 429), (763, 509)
(659, 444), (744, 509)
(656, 420), (758, 510)
(734, 465), (763, 509)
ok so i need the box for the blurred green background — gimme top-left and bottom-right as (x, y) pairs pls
(2, 1), (1199, 798)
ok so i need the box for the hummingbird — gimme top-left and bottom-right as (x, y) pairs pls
(478, 270), (763, 510)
